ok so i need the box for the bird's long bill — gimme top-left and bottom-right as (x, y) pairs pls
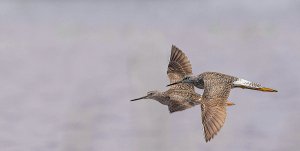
(130, 96), (148, 101)
(166, 81), (182, 87)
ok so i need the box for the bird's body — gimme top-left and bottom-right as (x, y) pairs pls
(167, 72), (277, 142)
(178, 71), (277, 92)
(131, 46), (203, 113)
(133, 89), (202, 113)
(161, 89), (202, 112)
(132, 45), (277, 142)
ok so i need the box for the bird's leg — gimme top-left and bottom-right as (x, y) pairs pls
(226, 101), (235, 106)
(256, 87), (278, 92)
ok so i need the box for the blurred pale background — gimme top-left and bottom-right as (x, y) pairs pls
(0, 1), (299, 151)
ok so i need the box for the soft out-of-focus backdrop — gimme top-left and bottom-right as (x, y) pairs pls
(0, 1), (299, 151)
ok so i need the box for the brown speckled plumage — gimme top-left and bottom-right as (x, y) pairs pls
(133, 45), (277, 143)
(168, 70), (277, 142)
(198, 72), (237, 142)
(131, 45), (202, 113)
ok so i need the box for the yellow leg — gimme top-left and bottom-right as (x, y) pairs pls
(226, 101), (235, 106)
(257, 87), (278, 92)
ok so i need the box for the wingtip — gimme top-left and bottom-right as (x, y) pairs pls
(171, 44), (177, 49)
(169, 111), (175, 114)
(205, 137), (212, 143)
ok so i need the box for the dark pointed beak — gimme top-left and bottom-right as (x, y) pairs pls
(166, 81), (182, 87)
(130, 96), (148, 101)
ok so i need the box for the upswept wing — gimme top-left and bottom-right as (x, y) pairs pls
(201, 77), (232, 142)
(167, 45), (194, 91)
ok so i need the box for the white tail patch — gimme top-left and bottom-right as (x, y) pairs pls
(233, 78), (261, 88)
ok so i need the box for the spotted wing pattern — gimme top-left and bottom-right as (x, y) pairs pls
(201, 76), (233, 142)
(168, 94), (201, 113)
(167, 45), (194, 91)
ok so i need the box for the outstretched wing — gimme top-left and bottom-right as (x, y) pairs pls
(167, 45), (194, 91)
(201, 77), (232, 142)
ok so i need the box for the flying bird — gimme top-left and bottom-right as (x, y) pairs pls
(131, 46), (235, 113)
(131, 45), (202, 113)
(167, 71), (278, 142)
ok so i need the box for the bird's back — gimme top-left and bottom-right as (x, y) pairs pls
(194, 72), (237, 88)
(200, 72), (237, 81)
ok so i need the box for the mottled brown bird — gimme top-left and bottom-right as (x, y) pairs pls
(130, 45), (202, 113)
(167, 71), (278, 142)
(131, 46), (235, 113)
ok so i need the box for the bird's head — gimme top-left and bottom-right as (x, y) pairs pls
(166, 75), (195, 87)
(130, 90), (160, 101)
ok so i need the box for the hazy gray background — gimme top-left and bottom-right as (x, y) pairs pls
(0, 1), (299, 151)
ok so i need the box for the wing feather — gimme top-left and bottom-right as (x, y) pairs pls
(201, 102), (227, 142)
(167, 45), (194, 91)
(201, 75), (233, 142)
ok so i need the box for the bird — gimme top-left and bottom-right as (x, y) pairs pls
(167, 71), (278, 141)
(131, 45), (236, 113)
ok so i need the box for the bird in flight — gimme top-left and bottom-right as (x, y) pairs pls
(167, 70), (278, 142)
(131, 45), (235, 113)
(131, 45), (202, 113)
(131, 45), (236, 142)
